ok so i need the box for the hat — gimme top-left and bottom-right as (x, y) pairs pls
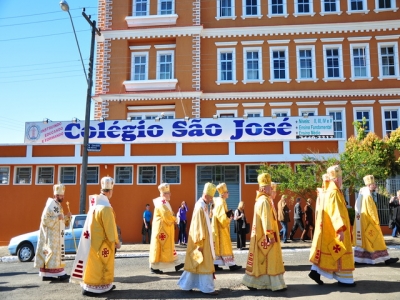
(101, 176), (114, 190)
(257, 172), (271, 187)
(53, 183), (65, 195)
(327, 165), (342, 179)
(216, 183), (228, 195)
(158, 183), (170, 193)
(322, 173), (330, 181)
(203, 182), (217, 197)
(363, 175), (375, 185)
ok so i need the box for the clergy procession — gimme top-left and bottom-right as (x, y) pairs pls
(32, 165), (399, 297)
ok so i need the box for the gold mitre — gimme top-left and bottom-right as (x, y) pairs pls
(257, 172), (271, 187)
(322, 173), (330, 181)
(101, 176), (114, 190)
(327, 165), (342, 179)
(53, 182), (65, 195)
(271, 182), (277, 192)
(363, 175), (375, 185)
(203, 182), (217, 197)
(158, 183), (170, 193)
(216, 183), (228, 195)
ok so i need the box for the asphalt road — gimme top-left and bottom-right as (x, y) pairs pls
(1, 246), (400, 300)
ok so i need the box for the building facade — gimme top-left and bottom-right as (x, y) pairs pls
(1, 0), (400, 245)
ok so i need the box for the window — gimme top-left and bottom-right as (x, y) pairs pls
(299, 109), (317, 117)
(131, 52), (148, 80)
(162, 166), (180, 183)
(376, 0), (395, 10)
(128, 112), (175, 120)
(15, 167), (32, 184)
(134, 0), (149, 16)
(350, 44), (371, 80)
(60, 166), (76, 184)
(217, 48), (237, 84)
(37, 166), (54, 184)
(271, 109), (290, 117)
(115, 166), (133, 184)
(268, 0), (287, 16)
(296, 46), (316, 81)
(243, 47), (263, 83)
(0, 167), (10, 184)
(218, 0), (235, 18)
(157, 51), (174, 79)
(378, 43), (399, 79)
(323, 45), (343, 80)
(87, 166), (99, 184)
(295, 0), (313, 14)
(245, 165), (260, 183)
(244, 109), (263, 117)
(383, 108), (399, 136)
(348, 0), (366, 11)
(243, 0), (260, 17)
(321, 0), (340, 13)
(217, 109), (237, 118)
(270, 47), (289, 82)
(138, 166), (156, 184)
(328, 110), (345, 138)
(159, 0), (174, 15)
(354, 108), (373, 135)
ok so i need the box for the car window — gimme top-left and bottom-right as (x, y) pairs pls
(73, 216), (87, 229)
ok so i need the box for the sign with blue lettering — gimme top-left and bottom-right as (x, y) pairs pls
(87, 143), (101, 152)
(24, 116), (334, 144)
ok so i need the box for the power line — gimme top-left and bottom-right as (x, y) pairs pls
(0, 7), (97, 20)
(0, 29), (90, 42)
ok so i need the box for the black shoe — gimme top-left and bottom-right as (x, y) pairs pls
(283, 240), (290, 243)
(338, 282), (356, 287)
(214, 265), (223, 271)
(175, 263), (184, 272)
(246, 286), (257, 291)
(82, 289), (96, 297)
(58, 274), (70, 281)
(42, 276), (55, 281)
(308, 270), (324, 285)
(385, 257), (399, 265)
(229, 264), (242, 271)
(150, 268), (163, 274)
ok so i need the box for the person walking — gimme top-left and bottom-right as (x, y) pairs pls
(389, 190), (400, 237)
(177, 201), (188, 245)
(34, 183), (71, 281)
(278, 195), (290, 243)
(303, 198), (314, 241)
(234, 201), (247, 250)
(177, 182), (219, 295)
(242, 173), (286, 291)
(289, 198), (305, 241)
(142, 204), (152, 244)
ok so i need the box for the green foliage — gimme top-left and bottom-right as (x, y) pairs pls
(347, 207), (355, 226)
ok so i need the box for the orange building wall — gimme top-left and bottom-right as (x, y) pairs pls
(236, 142), (283, 155)
(0, 146), (26, 157)
(32, 145), (75, 157)
(183, 142), (228, 155)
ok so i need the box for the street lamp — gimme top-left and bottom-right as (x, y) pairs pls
(60, 0), (101, 214)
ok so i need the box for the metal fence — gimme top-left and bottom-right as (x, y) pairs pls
(373, 179), (400, 225)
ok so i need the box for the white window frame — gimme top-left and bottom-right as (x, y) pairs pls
(374, 0), (398, 12)
(86, 166), (100, 185)
(133, 0), (150, 16)
(271, 108), (291, 117)
(14, 166), (32, 185)
(350, 43), (372, 81)
(244, 109), (264, 117)
(347, 0), (369, 14)
(326, 108), (346, 139)
(161, 165), (181, 184)
(131, 51), (149, 81)
(294, 0), (315, 16)
(242, 47), (264, 84)
(127, 111), (175, 120)
(269, 46), (290, 83)
(137, 165), (157, 185)
(381, 106), (399, 137)
(156, 50), (175, 80)
(216, 109), (238, 118)
(296, 45), (317, 82)
(216, 48), (237, 85)
(268, 0), (288, 18)
(241, 0), (262, 19)
(323, 44), (345, 82)
(115, 165), (133, 184)
(0, 166), (10, 185)
(353, 107), (374, 135)
(320, 0), (341, 15)
(158, 0), (175, 15)
(245, 164), (260, 184)
(36, 166), (54, 185)
(298, 108), (318, 117)
(59, 166), (77, 185)
(216, 0), (236, 20)
(377, 42), (400, 80)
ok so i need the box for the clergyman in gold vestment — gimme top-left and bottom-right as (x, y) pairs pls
(242, 173), (286, 291)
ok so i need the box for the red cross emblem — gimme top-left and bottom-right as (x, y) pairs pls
(356, 214), (360, 220)
(102, 248), (110, 257)
(159, 233), (166, 241)
(368, 230), (375, 237)
(83, 231), (90, 239)
(320, 222), (323, 229)
(315, 250), (320, 259)
(333, 244), (341, 253)
(261, 239), (269, 249)
(91, 198), (95, 206)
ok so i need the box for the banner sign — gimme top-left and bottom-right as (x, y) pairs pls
(24, 116), (334, 144)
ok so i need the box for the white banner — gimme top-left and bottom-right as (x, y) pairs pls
(24, 116), (334, 144)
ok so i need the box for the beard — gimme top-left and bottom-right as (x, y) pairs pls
(56, 196), (64, 203)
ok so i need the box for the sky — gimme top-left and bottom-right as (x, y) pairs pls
(0, 0), (98, 144)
